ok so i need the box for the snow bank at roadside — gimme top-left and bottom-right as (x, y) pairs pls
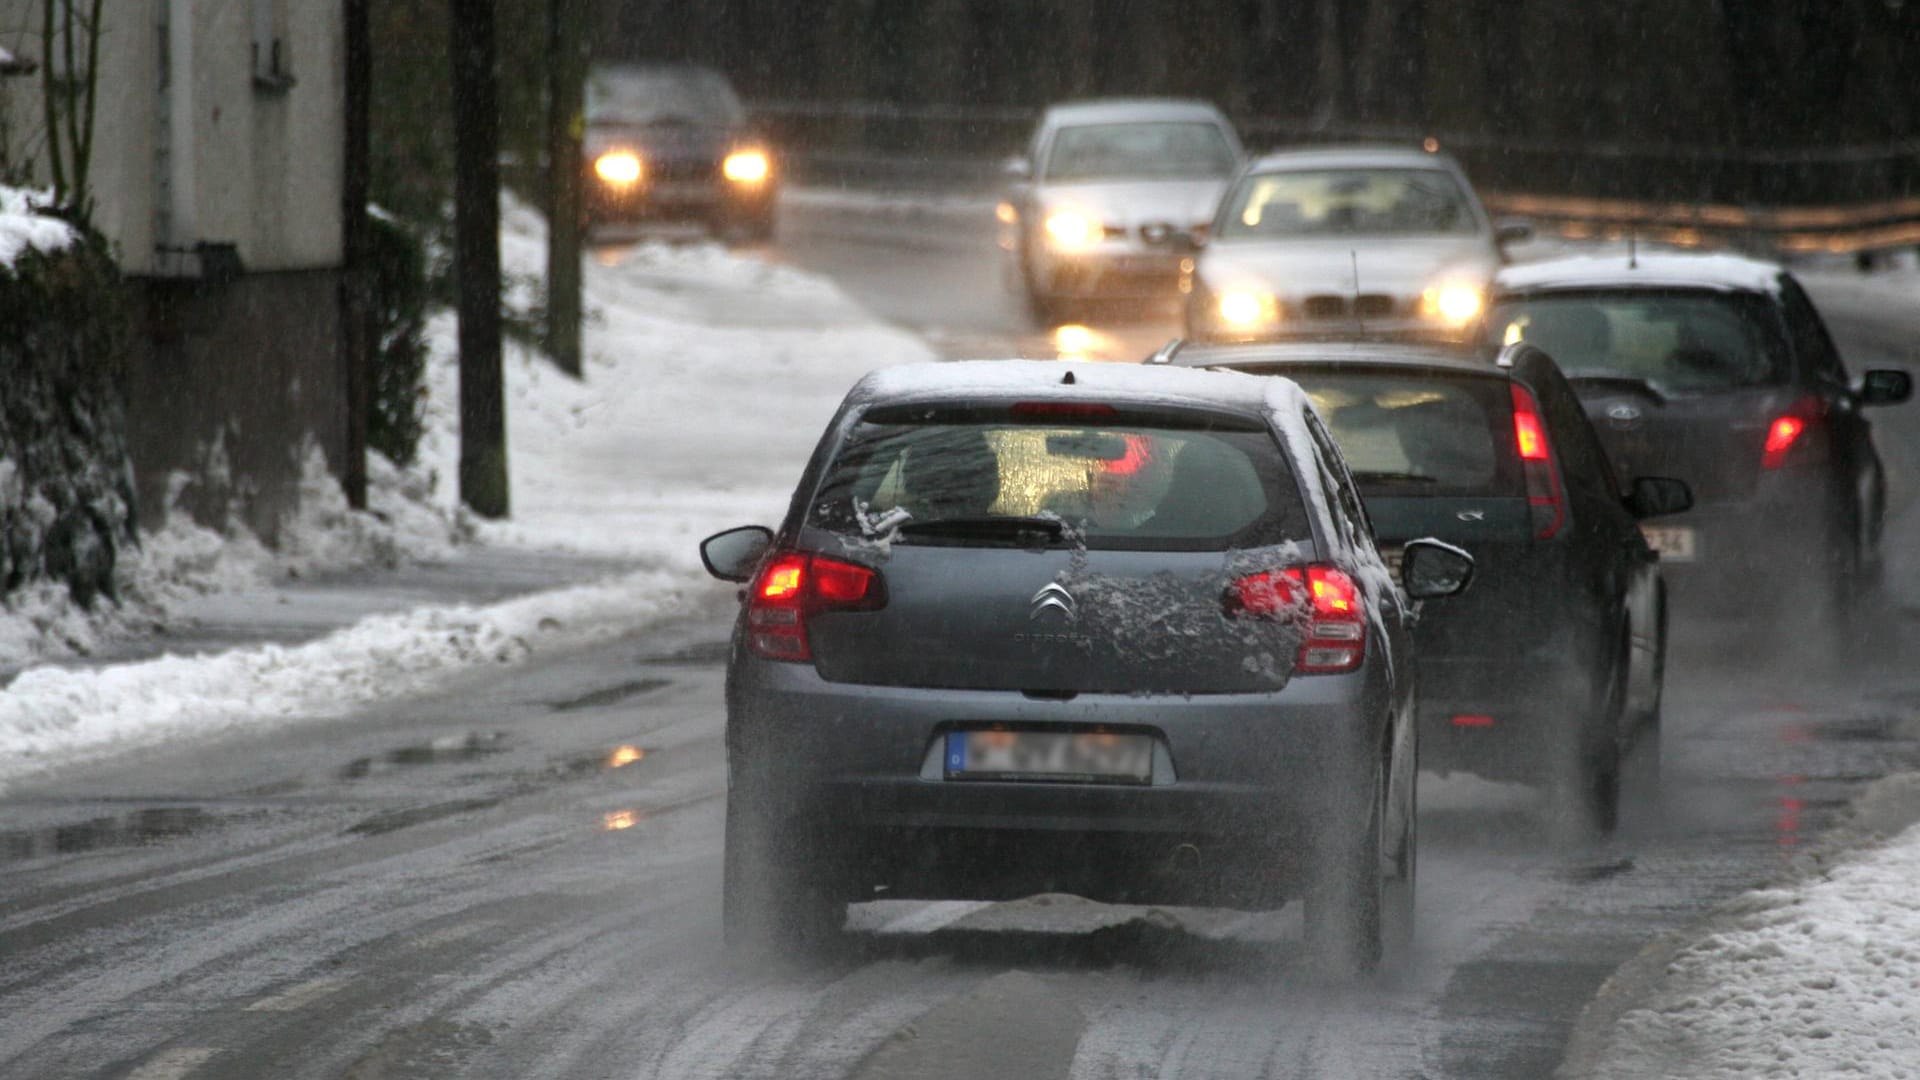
(412, 198), (936, 563)
(1578, 772), (1920, 1080)
(0, 566), (703, 789)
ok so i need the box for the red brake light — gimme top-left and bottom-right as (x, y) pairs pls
(1762, 415), (1806, 469)
(1510, 383), (1565, 539)
(1101, 434), (1152, 476)
(1010, 401), (1119, 420)
(747, 553), (884, 662)
(1451, 714), (1496, 728)
(1225, 564), (1365, 674)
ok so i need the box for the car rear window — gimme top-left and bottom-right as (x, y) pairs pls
(1487, 291), (1790, 391)
(807, 410), (1311, 550)
(1284, 371), (1523, 496)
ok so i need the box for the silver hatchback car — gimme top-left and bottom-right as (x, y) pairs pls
(700, 361), (1473, 971)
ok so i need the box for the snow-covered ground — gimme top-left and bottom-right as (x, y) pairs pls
(0, 200), (931, 789)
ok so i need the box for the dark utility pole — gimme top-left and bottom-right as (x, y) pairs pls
(450, 0), (508, 518)
(340, 0), (371, 510)
(546, 0), (589, 378)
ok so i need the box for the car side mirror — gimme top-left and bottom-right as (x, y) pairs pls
(1495, 219), (1533, 246)
(700, 525), (773, 582)
(1002, 155), (1031, 182)
(1625, 476), (1693, 520)
(1400, 538), (1475, 600)
(1860, 369), (1912, 406)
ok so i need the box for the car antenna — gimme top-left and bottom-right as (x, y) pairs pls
(1627, 230), (1638, 270)
(1350, 249), (1366, 333)
(1061, 370), (1077, 385)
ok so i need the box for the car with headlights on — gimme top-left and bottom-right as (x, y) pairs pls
(1184, 145), (1528, 344)
(583, 63), (776, 242)
(1487, 254), (1912, 643)
(700, 360), (1473, 972)
(1000, 99), (1244, 324)
(1159, 338), (1689, 832)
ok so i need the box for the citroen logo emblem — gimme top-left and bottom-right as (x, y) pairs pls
(1030, 582), (1078, 622)
(1607, 403), (1643, 430)
(1456, 509), (1486, 522)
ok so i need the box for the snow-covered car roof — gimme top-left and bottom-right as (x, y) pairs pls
(1243, 144), (1464, 174)
(1495, 253), (1785, 295)
(1039, 98), (1231, 128)
(1169, 340), (1503, 376)
(850, 359), (1308, 421)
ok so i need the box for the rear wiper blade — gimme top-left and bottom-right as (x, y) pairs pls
(896, 516), (1066, 542)
(1352, 470), (1438, 485)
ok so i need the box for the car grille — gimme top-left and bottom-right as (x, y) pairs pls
(649, 158), (719, 183)
(1295, 294), (1402, 320)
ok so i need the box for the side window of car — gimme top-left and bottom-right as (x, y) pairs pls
(1302, 408), (1375, 553)
(1778, 275), (1849, 385)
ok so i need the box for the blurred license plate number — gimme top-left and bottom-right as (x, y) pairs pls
(1641, 525), (1697, 561)
(945, 731), (1151, 784)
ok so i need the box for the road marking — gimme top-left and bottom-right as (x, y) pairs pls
(126, 1048), (217, 1080)
(244, 975), (347, 1012)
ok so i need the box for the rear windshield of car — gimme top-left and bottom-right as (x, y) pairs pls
(807, 410), (1311, 550)
(586, 68), (743, 127)
(1282, 370), (1523, 496)
(1486, 291), (1790, 392)
(1043, 122), (1238, 182)
(1217, 168), (1479, 239)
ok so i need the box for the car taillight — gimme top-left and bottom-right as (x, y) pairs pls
(1225, 564), (1365, 674)
(1760, 395), (1827, 469)
(1511, 384), (1565, 539)
(746, 552), (884, 662)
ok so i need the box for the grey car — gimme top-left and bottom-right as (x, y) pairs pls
(1000, 99), (1244, 323)
(1184, 145), (1529, 343)
(699, 360), (1473, 972)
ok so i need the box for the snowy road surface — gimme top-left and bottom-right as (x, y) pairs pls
(1, 197), (1918, 1078)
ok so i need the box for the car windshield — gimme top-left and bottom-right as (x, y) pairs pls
(807, 412), (1309, 550)
(1218, 168), (1479, 238)
(1043, 122), (1238, 181)
(1487, 292), (1791, 391)
(1286, 372), (1522, 495)
(586, 67), (743, 127)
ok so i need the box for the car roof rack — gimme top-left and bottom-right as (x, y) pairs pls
(1144, 338), (1186, 365)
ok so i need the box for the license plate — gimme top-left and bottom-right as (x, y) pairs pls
(1641, 525), (1697, 562)
(944, 729), (1152, 784)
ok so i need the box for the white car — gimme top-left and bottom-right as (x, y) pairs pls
(1184, 145), (1529, 343)
(1001, 99), (1243, 324)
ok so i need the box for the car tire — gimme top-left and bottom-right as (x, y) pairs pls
(722, 779), (846, 961)
(1381, 745), (1417, 964)
(1306, 759), (1386, 977)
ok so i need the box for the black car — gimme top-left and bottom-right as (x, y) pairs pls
(583, 64), (776, 242)
(700, 360), (1474, 971)
(1164, 339), (1692, 832)
(1490, 255), (1911, 643)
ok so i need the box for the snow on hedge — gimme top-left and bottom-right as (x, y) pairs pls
(0, 186), (74, 269)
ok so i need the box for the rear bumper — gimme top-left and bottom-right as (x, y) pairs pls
(727, 658), (1386, 905)
(1414, 653), (1593, 782)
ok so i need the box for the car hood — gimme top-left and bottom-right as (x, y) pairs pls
(586, 122), (738, 162)
(1198, 236), (1499, 299)
(1037, 178), (1230, 230)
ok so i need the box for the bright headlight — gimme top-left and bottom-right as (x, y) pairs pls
(723, 149), (770, 184)
(594, 151), (643, 185)
(1422, 283), (1485, 325)
(1044, 209), (1100, 252)
(1218, 289), (1278, 330)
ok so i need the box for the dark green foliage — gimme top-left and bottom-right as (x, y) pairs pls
(0, 225), (135, 608)
(367, 214), (430, 468)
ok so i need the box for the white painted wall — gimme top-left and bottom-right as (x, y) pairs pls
(0, 0), (343, 275)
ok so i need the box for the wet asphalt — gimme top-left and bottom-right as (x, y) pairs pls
(1, 203), (1918, 1079)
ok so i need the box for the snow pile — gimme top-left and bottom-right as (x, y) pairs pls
(1592, 820), (1920, 1079)
(0, 185), (74, 270)
(0, 444), (462, 670)
(0, 566), (702, 789)
(412, 198), (935, 564)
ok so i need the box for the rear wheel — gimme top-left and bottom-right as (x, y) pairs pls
(1306, 760), (1387, 977)
(722, 781), (846, 962)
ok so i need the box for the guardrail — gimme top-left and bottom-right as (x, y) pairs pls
(749, 100), (1920, 256)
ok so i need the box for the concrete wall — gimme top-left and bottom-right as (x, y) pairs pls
(1, 2), (350, 542)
